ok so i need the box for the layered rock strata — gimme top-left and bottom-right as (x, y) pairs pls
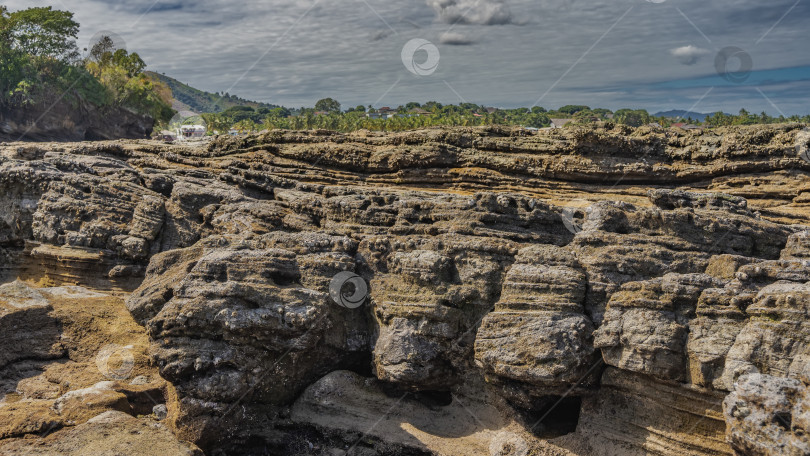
(1, 124), (809, 455)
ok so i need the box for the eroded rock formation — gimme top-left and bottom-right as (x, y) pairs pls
(1, 124), (810, 455)
(0, 100), (155, 142)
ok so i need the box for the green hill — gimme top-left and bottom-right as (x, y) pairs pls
(145, 71), (278, 114)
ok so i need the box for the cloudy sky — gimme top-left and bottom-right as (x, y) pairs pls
(8, 0), (810, 114)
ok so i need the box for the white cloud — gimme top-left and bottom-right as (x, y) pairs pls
(670, 45), (712, 65)
(2, 0), (809, 115)
(439, 32), (476, 45)
(425, 0), (513, 25)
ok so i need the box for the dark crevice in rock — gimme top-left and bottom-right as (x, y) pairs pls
(521, 396), (583, 439)
(411, 390), (454, 408)
(774, 412), (792, 431)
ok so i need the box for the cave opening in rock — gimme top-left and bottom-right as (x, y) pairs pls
(263, 271), (298, 286)
(84, 128), (105, 141)
(379, 382), (454, 408)
(342, 350), (374, 378)
(408, 390), (454, 407)
(523, 396), (582, 438)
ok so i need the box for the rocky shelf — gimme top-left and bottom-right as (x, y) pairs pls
(1, 123), (809, 455)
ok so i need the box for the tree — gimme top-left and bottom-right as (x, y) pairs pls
(6, 7), (79, 61)
(314, 97), (341, 113)
(87, 39), (145, 78)
(733, 108), (757, 125)
(704, 111), (733, 127)
(88, 35), (116, 64)
(268, 107), (290, 117)
(614, 109), (650, 127)
(0, 6), (12, 46)
(1, 7), (85, 104)
(202, 113), (231, 134)
(0, 6), (173, 124)
(559, 105), (590, 115)
(423, 101), (443, 112)
(113, 50), (145, 77)
(233, 119), (258, 133)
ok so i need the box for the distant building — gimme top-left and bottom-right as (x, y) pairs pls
(178, 125), (206, 139)
(485, 107), (498, 114)
(366, 107), (397, 120)
(550, 118), (573, 128)
(366, 112), (397, 120)
(313, 111), (328, 116)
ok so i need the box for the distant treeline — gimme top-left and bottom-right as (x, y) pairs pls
(193, 98), (810, 134)
(0, 6), (173, 122)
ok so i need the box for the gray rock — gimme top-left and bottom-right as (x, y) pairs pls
(723, 373), (810, 455)
(153, 404), (168, 421)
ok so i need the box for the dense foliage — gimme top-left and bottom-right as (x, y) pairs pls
(0, 6), (173, 123)
(200, 101), (559, 134)
(702, 109), (810, 127)
(146, 71), (279, 114)
(193, 97), (810, 135)
(84, 35), (174, 121)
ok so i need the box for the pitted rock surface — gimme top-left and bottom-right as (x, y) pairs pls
(2, 124), (810, 455)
